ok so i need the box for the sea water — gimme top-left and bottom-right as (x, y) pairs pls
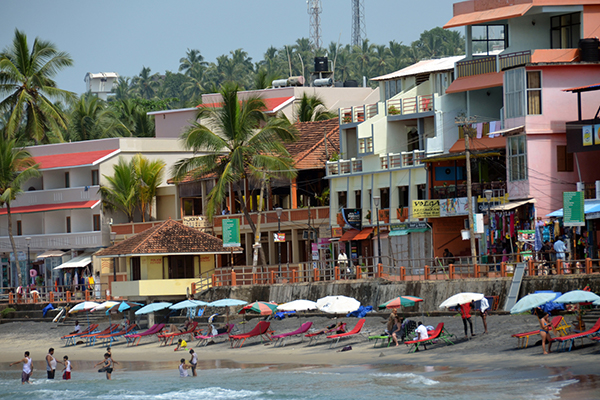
(0, 360), (593, 400)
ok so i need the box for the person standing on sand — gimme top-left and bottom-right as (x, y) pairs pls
(386, 309), (398, 335)
(61, 356), (72, 380)
(539, 313), (554, 355)
(179, 358), (191, 377)
(9, 351), (33, 384)
(46, 348), (57, 379)
(94, 353), (119, 380)
(459, 302), (475, 338)
(472, 298), (489, 334)
(390, 316), (403, 346)
(189, 349), (198, 377)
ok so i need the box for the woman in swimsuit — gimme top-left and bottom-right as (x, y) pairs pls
(539, 313), (553, 355)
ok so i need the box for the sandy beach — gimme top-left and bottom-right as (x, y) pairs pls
(1, 312), (599, 378)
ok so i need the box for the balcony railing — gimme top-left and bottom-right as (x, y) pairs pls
(380, 150), (425, 169)
(431, 181), (507, 200)
(456, 55), (497, 78)
(386, 94), (433, 116)
(326, 158), (362, 175)
(339, 103), (378, 125)
(10, 186), (100, 208)
(499, 50), (531, 70)
(0, 231), (103, 251)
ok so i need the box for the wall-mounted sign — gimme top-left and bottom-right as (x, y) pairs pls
(342, 208), (362, 230)
(331, 227), (342, 237)
(563, 191), (584, 227)
(412, 200), (440, 218)
(566, 120), (600, 152)
(273, 233), (285, 242)
(222, 219), (241, 247)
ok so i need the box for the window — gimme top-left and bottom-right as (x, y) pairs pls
(417, 184), (427, 200)
(557, 145), (574, 172)
(64, 172), (70, 188)
(66, 217), (71, 233)
(93, 214), (101, 231)
(168, 255), (194, 279)
(91, 170), (99, 186)
(337, 191), (347, 210)
(508, 135), (528, 181)
(398, 186), (409, 208)
(17, 220), (22, 236)
(505, 68), (525, 118)
(131, 257), (141, 281)
(472, 25), (507, 54)
(551, 13), (581, 49)
(354, 190), (361, 208)
(385, 79), (401, 100)
(358, 137), (373, 154)
(527, 71), (542, 115)
(379, 188), (390, 209)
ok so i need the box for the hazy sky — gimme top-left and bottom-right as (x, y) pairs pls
(1, 0), (457, 95)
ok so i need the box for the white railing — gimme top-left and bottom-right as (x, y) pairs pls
(339, 103), (379, 125)
(0, 231), (104, 252)
(386, 94), (434, 117)
(10, 186), (101, 208)
(380, 150), (425, 169)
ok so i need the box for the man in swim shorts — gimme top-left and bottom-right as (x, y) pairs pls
(46, 348), (57, 379)
(61, 355), (72, 380)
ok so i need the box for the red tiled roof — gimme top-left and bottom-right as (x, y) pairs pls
(286, 118), (340, 170)
(0, 200), (100, 215)
(34, 149), (119, 170)
(198, 97), (295, 113)
(96, 219), (242, 256)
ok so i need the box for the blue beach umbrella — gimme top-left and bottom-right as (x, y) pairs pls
(170, 299), (209, 310)
(208, 298), (248, 307)
(510, 293), (557, 314)
(554, 290), (600, 304)
(135, 302), (172, 315)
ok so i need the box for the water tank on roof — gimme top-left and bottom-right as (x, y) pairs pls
(314, 78), (333, 87)
(272, 79), (288, 88)
(579, 38), (600, 62)
(343, 80), (358, 87)
(314, 57), (328, 72)
(287, 76), (305, 86)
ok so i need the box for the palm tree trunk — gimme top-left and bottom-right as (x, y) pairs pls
(6, 203), (21, 288)
(236, 186), (267, 268)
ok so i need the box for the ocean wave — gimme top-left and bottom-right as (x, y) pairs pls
(29, 389), (91, 399)
(370, 372), (439, 386)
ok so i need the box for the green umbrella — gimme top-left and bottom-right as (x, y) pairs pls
(238, 301), (278, 316)
(378, 296), (423, 309)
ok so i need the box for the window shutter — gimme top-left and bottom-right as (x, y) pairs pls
(557, 145), (566, 172)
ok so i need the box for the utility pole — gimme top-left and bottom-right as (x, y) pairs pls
(252, 171), (268, 272)
(456, 115), (478, 265)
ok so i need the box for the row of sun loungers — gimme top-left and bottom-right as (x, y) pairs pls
(125, 323), (165, 346)
(157, 321), (199, 346)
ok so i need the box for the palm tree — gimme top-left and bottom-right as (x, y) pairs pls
(99, 157), (138, 222)
(179, 48), (208, 76)
(351, 39), (375, 81)
(295, 93), (336, 122)
(0, 137), (40, 287)
(68, 94), (121, 141)
(112, 77), (132, 101)
(133, 154), (165, 222)
(132, 67), (158, 99)
(0, 29), (75, 144)
(172, 82), (297, 265)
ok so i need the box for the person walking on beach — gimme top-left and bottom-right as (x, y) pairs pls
(472, 298), (490, 334)
(94, 352), (119, 380)
(385, 309), (398, 335)
(46, 348), (57, 379)
(179, 358), (191, 377)
(61, 356), (72, 380)
(9, 351), (33, 384)
(189, 349), (198, 377)
(338, 249), (349, 278)
(459, 302), (475, 338)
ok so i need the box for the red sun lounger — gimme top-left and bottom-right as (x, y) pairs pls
(511, 316), (570, 348)
(125, 323), (165, 346)
(81, 324), (120, 346)
(96, 324), (138, 346)
(61, 324), (99, 346)
(195, 324), (234, 346)
(404, 323), (454, 353)
(157, 321), (199, 346)
(229, 321), (271, 348)
(327, 319), (366, 348)
(305, 323), (347, 346)
(553, 317), (600, 352)
(272, 322), (313, 347)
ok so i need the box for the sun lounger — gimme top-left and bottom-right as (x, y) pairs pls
(368, 335), (393, 348)
(511, 316), (570, 348)
(158, 321), (199, 346)
(404, 323), (454, 353)
(271, 322), (313, 347)
(80, 324), (120, 346)
(61, 324), (99, 346)
(305, 323), (347, 346)
(96, 324), (138, 346)
(125, 323), (165, 346)
(553, 317), (600, 352)
(229, 321), (271, 348)
(326, 319), (366, 348)
(195, 323), (234, 346)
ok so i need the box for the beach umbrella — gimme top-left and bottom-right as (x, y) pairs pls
(135, 302), (172, 315)
(510, 293), (557, 314)
(554, 290), (600, 304)
(208, 298), (248, 307)
(238, 301), (278, 315)
(114, 301), (144, 313)
(170, 299), (209, 310)
(439, 292), (484, 309)
(316, 295), (361, 314)
(69, 301), (101, 313)
(594, 298), (600, 306)
(90, 301), (119, 326)
(277, 299), (318, 312)
(379, 296), (423, 309)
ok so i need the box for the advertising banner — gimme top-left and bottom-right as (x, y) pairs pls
(222, 219), (241, 247)
(563, 191), (585, 227)
(342, 208), (362, 230)
(412, 200), (440, 218)
(273, 233), (285, 242)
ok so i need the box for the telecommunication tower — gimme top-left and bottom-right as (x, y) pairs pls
(351, 0), (366, 46)
(307, 0), (322, 49)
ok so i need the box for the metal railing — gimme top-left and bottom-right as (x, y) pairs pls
(456, 55), (497, 78)
(1, 283), (110, 304)
(499, 50), (531, 70)
(386, 94), (433, 116)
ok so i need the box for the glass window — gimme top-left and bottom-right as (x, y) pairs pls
(66, 217), (71, 233)
(379, 188), (390, 209)
(91, 170), (99, 186)
(526, 71), (542, 115)
(417, 184), (427, 200)
(508, 135), (528, 181)
(354, 190), (361, 208)
(505, 68), (525, 119)
(551, 12), (581, 49)
(17, 220), (22, 236)
(472, 24), (507, 54)
(64, 172), (70, 188)
(337, 191), (347, 210)
(398, 186), (409, 208)
(358, 137), (373, 154)
(93, 214), (101, 231)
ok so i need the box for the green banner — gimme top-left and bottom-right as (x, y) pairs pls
(563, 191), (585, 227)
(222, 219), (241, 247)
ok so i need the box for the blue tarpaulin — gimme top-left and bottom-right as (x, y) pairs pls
(42, 303), (54, 317)
(347, 305), (373, 318)
(534, 291), (565, 314)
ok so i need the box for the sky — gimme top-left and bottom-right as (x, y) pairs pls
(1, 0), (457, 95)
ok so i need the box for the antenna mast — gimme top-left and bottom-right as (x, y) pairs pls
(308, 0), (322, 49)
(351, 0), (366, 47)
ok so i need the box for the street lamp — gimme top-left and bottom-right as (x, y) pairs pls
(25, 237), (31, 286)
(373, 196), (382, 266)
(484, 190), (493, 255)
(276, 207), (283, 276)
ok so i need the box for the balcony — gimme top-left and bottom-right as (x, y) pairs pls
(499, 50), (531, 70)
(11, 186), (101, 208)
(455, 51), (532, 78)
(0, 231), (103, 252)
(339, 103), (378, 125)
(385, 94), (433, 117)
(112, 278), (198, 297)
(431, 181), (507, 200)
(380, 150), (425, 169)
(326, 158), (363, 176)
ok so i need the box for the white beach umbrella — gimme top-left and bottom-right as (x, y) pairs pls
(439, 292), (484, 309)
(169, 299), (209, 310)
(554, 290), (600, 304)
(277, 299), (318, 312)
(316, 295), (360, 314)
(510, 293), (557, 314)
(69, 301), (101, 313)
(135, 302), (173, 315)
(90, 301), (120, 312)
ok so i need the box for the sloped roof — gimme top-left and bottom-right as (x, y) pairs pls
(444, 3), (533, 28)
(371, 56), (465, 81)
(0, 200), (100, 215)
(286, 118), (340, 170)
(198, 96), (295, 113)
(96, 219), (242, 257)
(34, 149), (119, 170)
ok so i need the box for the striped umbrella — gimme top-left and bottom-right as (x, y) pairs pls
(379, 296), (423, 309)
(238, 301), (279, 316)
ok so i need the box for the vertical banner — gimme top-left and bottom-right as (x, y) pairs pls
(222, 219), (241, 247)
(563, 191), (585, 227)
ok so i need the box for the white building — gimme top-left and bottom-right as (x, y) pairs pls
(84, 72), (119, 100)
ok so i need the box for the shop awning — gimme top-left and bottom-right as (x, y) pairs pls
(449, 135), (506, 153)
(36, 250), (66, 260)
(353, 227), (374, 241)
(54, 252), (94, 270)
(339, 229), (360, 242)
(445, 72), (504, 94)
(546, 201), (600, 218)
(491, 198), (536, 211)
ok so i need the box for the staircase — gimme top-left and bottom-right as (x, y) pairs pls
(0, 304), (110, 325)
(503, 262), (526, 311)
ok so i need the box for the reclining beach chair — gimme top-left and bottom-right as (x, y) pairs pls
(553, 317), (600, 352)
(272, 322), (313, 347)
(511, 316), (570, 349)
(81, 324), (120, 346)
(195, 323), (234, 346)
(125, 323), (164, 346)
(305, 323), (347, 346)
(327, 319), (366, 349)
(96, 324), (137, 346)
(61, 324), (99, 346)
(404, 323), (454, 353)
(158, 321), (199, 346)
(229, 321), (271, 348)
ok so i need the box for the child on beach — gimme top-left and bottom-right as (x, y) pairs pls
(179, 358), (191, 377)
(94, 353), (119, 380)
(9, 351), (32, 384)
(189, 349), (198, 377)
(174, 338), (187, 351)
(61, 356), (72, 380)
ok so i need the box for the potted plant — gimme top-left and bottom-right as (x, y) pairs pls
(342, 115), (352, 124)
(388, 105), (401, 115)
(365, 210), (372, 223)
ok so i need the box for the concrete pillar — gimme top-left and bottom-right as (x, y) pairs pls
(292, 229), (300, 263)
(291, 178), (298, 209)
(201, 180), (208, 215)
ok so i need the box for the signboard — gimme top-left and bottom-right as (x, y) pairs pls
(183, 215), (211, 231)
(331, 227), (343, 237)
(390, 221), (428, 231)
(474, 213), (484, 234)
(273, 233), (285, 242)
(311, 243), (319, 260)
(317, 238), (331, 249)
(518, 230), (535, 242)
(222, 219), (241, 247)
(412, 200), (440, 218)
(563, 191), (585, 227)
(342, 208), (362, 230)
(583, 125), (594, 146)
(566, 120), (600, 153)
